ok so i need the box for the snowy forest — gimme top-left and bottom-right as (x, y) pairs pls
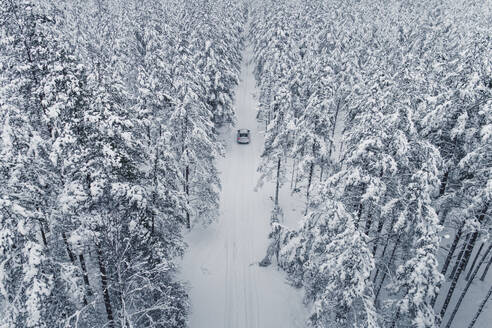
(0, 0), (491, 328)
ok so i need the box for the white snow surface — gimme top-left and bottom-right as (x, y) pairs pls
(179, 44), (308, 328)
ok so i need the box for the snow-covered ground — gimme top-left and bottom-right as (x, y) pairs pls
(178, 42), (309, 328)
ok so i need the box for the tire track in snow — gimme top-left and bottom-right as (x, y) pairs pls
(241, 42), (261, 328)
(223, 237), (230, 328)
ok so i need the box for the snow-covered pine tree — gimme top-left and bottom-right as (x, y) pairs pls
(277, 199), (379, 327)
(2, 0), (245, 326)
(286, 5), (332, 207)
(311, 218), (379, 328)
(46, 2), (191, 326)
(113, 3), (190, 325)
(412, 2), (492, 313)
(0, 0), (92, 325)
(251, 0), (302, 205)
(386, 142), (443, 328)
(194, 0), (243, 127)
(437, 94), (491, 320)
(167, 10), (222, 228)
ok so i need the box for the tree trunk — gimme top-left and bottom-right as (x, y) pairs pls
(305, 161), (314, 215)
(450, 204), (488, 281)
(432, 225), (466, 307)
(185, 165), (190, 229)
(290, 159), (296, 190)
(372, 237), (388, 285)
(97, 244), (114, 328)
(440, 232), (481, 319)
(338, 140), (344, 162)
(63, 232), (88, 305)
(39, 221), (48, 247)
(328, 99), (341, 163)
(439, 205), (451, 226)
(390, 308), (401, 328)
(437, 170), (450, 226)
(465, 242), (485, 281)
(62, 232), (76, 264)
(293, 147), (304, 192)
(372, 216), (384, 256)
(152, 127), (161, 235)
(445, 244), (492, 328)
(375, 235), (401, 301)
(449, 233), (470, 280)
(480, 248), (492, 281)
(79, 252), (93, 296)
(373, 215), (398, 284)
(354, 203), (363, 230)
(364, 211), (373, 236)
(467, 285), (492, 328)
(319, 156), (324, 183)
(439, 170), (449, 197)
(274, 156), (281, 206)
(460, 234), (478, 277)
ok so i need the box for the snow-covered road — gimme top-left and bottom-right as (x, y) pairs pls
(179, 42), (308, 328)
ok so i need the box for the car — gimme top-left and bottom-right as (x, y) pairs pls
(236, 129), (250, 144)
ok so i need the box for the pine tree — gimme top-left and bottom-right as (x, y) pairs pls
(309, 208), (379, 328)
(0, 0), (93, 325)
(276, 199), (379, 327)
(386, 143), (443, 328)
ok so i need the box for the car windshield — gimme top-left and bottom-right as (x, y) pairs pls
(239, 133), (248, 137)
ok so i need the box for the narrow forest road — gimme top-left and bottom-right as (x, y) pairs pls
(179, 41), (308, 328)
